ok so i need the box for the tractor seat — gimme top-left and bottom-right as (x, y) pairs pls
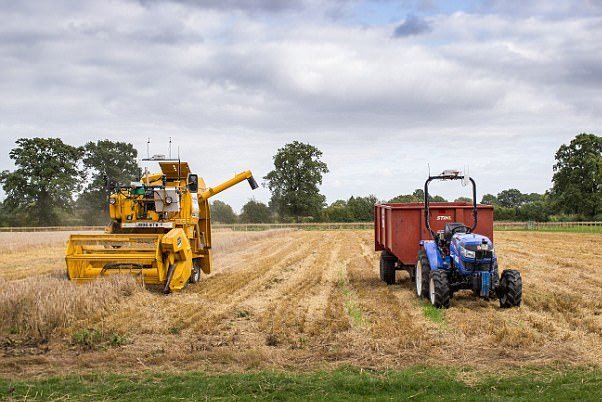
(444, 222), (466, 241)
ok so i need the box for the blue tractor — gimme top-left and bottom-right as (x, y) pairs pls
(415, 171), (522, 309)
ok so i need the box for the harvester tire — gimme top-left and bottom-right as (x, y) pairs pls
(415, 251), (430, 299)
(499, 269), (522, 308)
(380, 251), (396, 285)
(429, 270), (451, 309)
(189, 259), (201, 284)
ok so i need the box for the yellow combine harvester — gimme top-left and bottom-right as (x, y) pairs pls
(66, 159), (257, 292)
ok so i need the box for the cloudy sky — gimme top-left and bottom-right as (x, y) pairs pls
(1, 0), (601, 211)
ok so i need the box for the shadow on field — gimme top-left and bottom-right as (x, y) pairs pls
(387, 273), (502, 311)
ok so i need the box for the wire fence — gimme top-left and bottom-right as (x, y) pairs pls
(0, 225), (105, 232)
(0, 221), (600, 232)
(493, 221), (602, 232)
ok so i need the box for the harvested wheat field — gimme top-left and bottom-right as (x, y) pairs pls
(0, 230), (600, 378)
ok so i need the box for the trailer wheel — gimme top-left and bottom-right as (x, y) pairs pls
(499, 269), (522, 308)
(429, 270), (451, 308)
(415, 251), (430, 298)
(380, 252), (396, 285)
(189, 259), (201, 284)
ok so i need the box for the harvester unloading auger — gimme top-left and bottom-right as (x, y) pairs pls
(66, 159), (258, 293)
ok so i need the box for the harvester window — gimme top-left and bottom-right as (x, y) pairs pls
(188, 174), (199, 193)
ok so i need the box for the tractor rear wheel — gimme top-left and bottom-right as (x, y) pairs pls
(415, 251), (430, 298)
(429, 270), (451, 308)
(189, 259), (201, 284)
(380, 251), (396, 285)
(499, 269), (522, 308)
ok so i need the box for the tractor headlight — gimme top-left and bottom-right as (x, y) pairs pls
(460, 246), (475, 259)
(109, 198), (117, 205)
(165, 196), (173, 205)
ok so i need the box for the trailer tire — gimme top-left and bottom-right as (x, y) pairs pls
(415, 251), (430, 298)
(429, 270), (451, 308)
(380, 252), (396, 285)
(499, 269), (522, 308)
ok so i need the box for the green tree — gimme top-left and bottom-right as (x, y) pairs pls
(497, 189), (527, 208)
(210, 200), (238, 224)
(0, 201), (7, 226)
(494, 206), (516, 221)
(0, 138), (83, 226)
(550, 133), (602, 218)
(239, 199), (272, 223)
(346, 195), (379, 221)
(481, 194), (498, 205)
(321, 200), (352, 222)
(516, 200), (550, 221)
(454, 196), (473, 203)
(388, 189), (447, 203)
(388, 194), (419, 203)
(524, 193), (544, 203)
(264, 141), (329, 221)
(77, 140), (140, 224)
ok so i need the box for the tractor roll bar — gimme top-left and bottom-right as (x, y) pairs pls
(424, 173), (478, 239)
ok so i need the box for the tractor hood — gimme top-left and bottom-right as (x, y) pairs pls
(454, 233), (493, 252)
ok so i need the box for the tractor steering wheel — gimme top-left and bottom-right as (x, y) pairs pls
(451, 225), (471, 235)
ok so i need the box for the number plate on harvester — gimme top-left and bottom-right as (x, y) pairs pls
(121, 222), (174, 229)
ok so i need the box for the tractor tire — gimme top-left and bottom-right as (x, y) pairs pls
(499, 269), (522, 308)
(189, 259), (201, 284)
(429, 270), (451, 308)
(415, 251), (430, 299)
(380, 251), (396, 285)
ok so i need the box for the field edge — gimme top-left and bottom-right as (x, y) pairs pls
(1, 364), (600, 401)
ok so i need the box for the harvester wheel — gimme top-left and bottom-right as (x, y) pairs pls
(189, 259), (201, 284)
(429, 270), (451, 308)
(415, 251), (430, 299)
(380, 251), (396, 285)
(499, 269), (522, 308)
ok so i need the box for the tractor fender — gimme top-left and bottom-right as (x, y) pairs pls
(419, 240), (443, 271)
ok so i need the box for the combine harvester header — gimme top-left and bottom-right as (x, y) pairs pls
(66, 157), (258, 293)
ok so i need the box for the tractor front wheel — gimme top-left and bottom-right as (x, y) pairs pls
(499, 269), (522, 308)
(380, 251), (396, 285)
(415, 251), (430, 298)
(429, 270), (451, 308)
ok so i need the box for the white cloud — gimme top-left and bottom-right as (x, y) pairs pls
(0, 0), (600, 211)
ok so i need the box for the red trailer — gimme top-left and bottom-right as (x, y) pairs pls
(374, 202), (494, 281)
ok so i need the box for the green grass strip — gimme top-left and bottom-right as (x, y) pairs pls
(1, 366), (600, 401)
(423, 302), (445, 324)
(337, 262), (365, 328)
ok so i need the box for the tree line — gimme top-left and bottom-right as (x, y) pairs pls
(0, 138), (139, 226)
(0, 133), (600, 226)
(213, 133), (601, 223)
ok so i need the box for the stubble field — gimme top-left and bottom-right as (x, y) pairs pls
(0, 229), (600, 380)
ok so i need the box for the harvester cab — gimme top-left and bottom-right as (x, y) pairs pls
(66, 157), (258, 293)
(415, 170), (522, 308)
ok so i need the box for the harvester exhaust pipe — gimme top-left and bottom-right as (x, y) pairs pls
(163, 263), (176, 294)
(247, 176), (259, 190)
